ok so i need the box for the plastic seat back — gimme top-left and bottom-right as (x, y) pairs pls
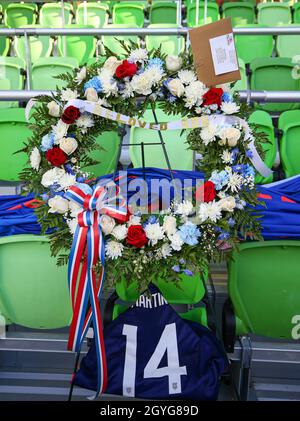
(187, 3), (219, 27)
(57, 24), (96, 66)
(279, 110), (300, 178)
(257, 3), (291, 26)
(0, 108), (31, 181)
(248, 110), (276, 184)
(250, 57), (300, 112)
(0, 24), (10, 56)
(235, 24), (274, 64)
(276, 25), (300, 59)
(39, 2), (73, 27)
(100, 24), (139, 57)
(228, 241), (300, 339)
(231, 58), (247, 94)
(293, 3), (300, 24)
(31, 57), (79, 90)
(112, 2), (145, 28)
(129, 108), (194, 171)
(145, 24), (185, 55)
(4, 3), (37, 28)
(222, 2), (255, 26)
(0, 57), (25, 109)
(149, 1), (178, 24)
(14, 25), (53, 63)
(0, 235), (71, 329)
(76, 2), (109, 28)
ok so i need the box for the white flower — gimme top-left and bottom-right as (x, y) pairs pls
(128, 48), (148, 64)
(169, 231), (183, 251)
(67, 217), (77, 235)
(75, 67), (86, 84)
(221, 102), (240, 115)
(145, 66), (164, 84)
(161, 243), (172, 259)
(122, 82), (134, 99)
(199, 201), (222, 223)
(184, 81), (207, 108)
(60, 173), (77, 190)
(221, 150), (233, 164)
(167, 78), (185, 97)
(220, 127), (241, 147)
(217, 83), (231, 93)
(47, 101), (60, 117)
(219, 196), (236, 212)
(85, 87), (98, 102)
(128, 215), (141, 226)
(99, 215), (115, 235)
(41, 168), (76, 190)
(226, 173), (243, 193)
(48, 195), (69, 214)
(101, 77), (118, 97)
(69, 201), (83, 218)
(60, 88), (78, 102)
(178, 70), (197, 85)
(144, 222), (165, 245)
(52, 120), (68, 142)
(30, 147), (41, 171)
(105, 240), (124, 260)
(163, 215), (177, 236)
(175, 200), (194, 217)
(130, 73), (153, 95)
(200, 125), (217, 145)
(76, 114), (94, 133)
(103, 56), (122, 74)
(59, 137), (78, 155)
(112, 224), (128, 241)
(166, 55), (182, 72)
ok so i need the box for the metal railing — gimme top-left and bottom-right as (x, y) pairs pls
(0, 90), (300, 104)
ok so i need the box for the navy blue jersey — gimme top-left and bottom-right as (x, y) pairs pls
(74, 285), (227, 400)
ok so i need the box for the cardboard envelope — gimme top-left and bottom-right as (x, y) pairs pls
(189, 18), (241, 87)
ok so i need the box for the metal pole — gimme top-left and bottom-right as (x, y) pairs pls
(196, 0), (199, 26)
(24, 31), (32, 90)
(178, 0), (182, 26)
(61, 0), (67, 57)
(204, 0), (207, 25)
(83, 0), (87, 26)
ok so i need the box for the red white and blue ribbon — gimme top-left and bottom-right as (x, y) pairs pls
(65, 182), (127, 398)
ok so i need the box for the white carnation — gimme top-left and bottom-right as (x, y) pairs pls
(41, 168), (75, 190)
(184, 81), (207, 108)
(145, 66), (164, 84)
(169, 231), (183, 251)
(199, 201), (222, 223)
(144, 222), (165, 245)
(99, 215), (115, 235)
(52, 120), (69, 142)
(167, 78), (185, 97)
(221, 102), (240, 115)
(200, 125), (218, 145)
(59, 173), (77, 190)
(219, 196), (236, 212)
(30, 147), (41, 171)
(67, 217), (77, 235)
(178, 70), (197, 85)
(221, 150), (233, 164)
(226, 173), (243, 193)
(122, 81), (134, 98)
(165, 55), (182, 72)
(130, 73), (153, 95)
(163, 215), (177, 236)
(219, 127), (241, 147)
(161, 243), (172, 259)
(76, 114), (94, 133)
(75, 67), (86, 84)
(128, 48), (148, 65)
(105, 240), (124, 260)
(112, 224), (128, 241)
(128, 215), (141, 226)
(175, 200), (193, 217)
(60, 88), (78, 102)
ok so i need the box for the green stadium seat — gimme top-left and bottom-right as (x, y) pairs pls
(84, 131), (121, 177)
(57, 24), (97, 66)
(187, 2), (220, 27)
(0, 57), (25, 109)
(0, 235), (71, 329)
(231, 58), (247, 95)
(112, 2), (145, 28)
(257, 3), (291, 26)
(235, 24), (274, 65)
(14, 25), (53, 63)
(149, 1), (179, 24)
(276, 25), (300, 58)
(223, 241), (300, 350)
(0, 24), (10, 56)
(39, 2), (73, 27)
(100, 24), (140, 57)
(0, 108), (31, 181)
(4, 3), (37, 28)
(222, 2), (255, 26)
(129, 108), (194, 171)
(248, 110), (276, 184)
(250, 57), (300, 112)
(293, 2), (300, 24)
(145, 24), (185, 55)
(75, 2), (109, 28)
(31, 57), (79, 90)
(279, 110), (300, 178)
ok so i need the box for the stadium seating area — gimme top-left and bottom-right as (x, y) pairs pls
(0, 0), (300, 402)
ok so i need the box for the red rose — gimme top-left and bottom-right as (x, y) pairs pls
(203, 88), (224, 107)
(195, 181), (216, 203)
(61, 106), (81, 124)
(115, 60), (137, 79)
(46, 147), (67, 167)
(126, 225), (148, 248)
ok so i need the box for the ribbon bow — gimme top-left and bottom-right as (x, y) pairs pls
(65, 182), (127, 398)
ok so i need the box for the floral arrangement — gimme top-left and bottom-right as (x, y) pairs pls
(21, 43), (265, 292)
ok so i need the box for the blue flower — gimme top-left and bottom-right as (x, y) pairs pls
(172, 265), (180, 273)
(64, 164), (75, 175)
(231, 147), (239, 162)
(41, 133), (54, 152)
(228, 217), (235, 227)
(146, 215), (157, 225)
(209, 170), (230, 190)
(218, 231), (230, 241)
(179, 222), (201, 246)
(222, 92), (232, 103)
(179, 258), (186, 265)
(183, 269), (193, 277)
(167, 94), (177, 103)
(49, 183), (61, 194)
(246, 149), (254, 159)
(41, 193), (49, 201)
(76, 176), (85, 183)
(233, 164), (255, 178)
(84, 76), (102, 93)
(148, 58), (164, 69)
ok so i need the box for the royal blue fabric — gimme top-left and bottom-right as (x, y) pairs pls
(74, 284), (227, 400)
